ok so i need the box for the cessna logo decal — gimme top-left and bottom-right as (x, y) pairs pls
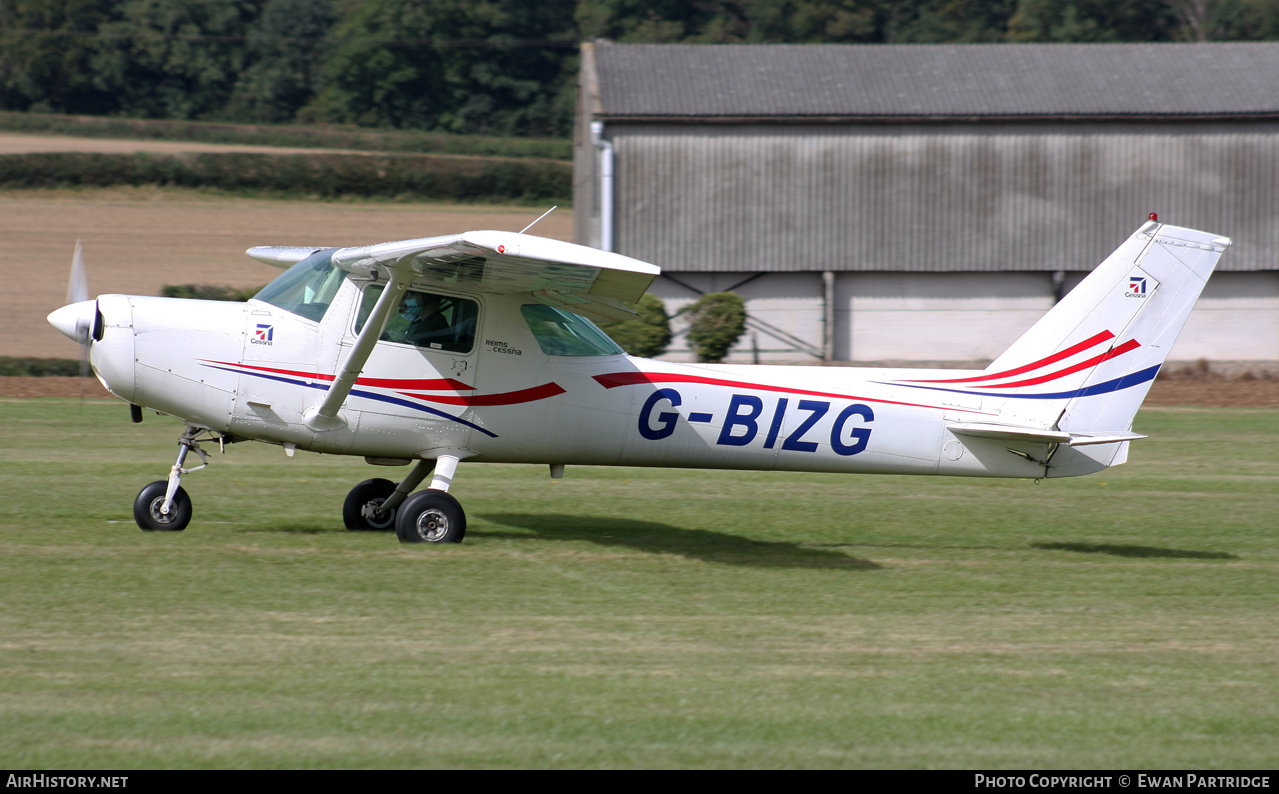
(485, 339), (522, 355)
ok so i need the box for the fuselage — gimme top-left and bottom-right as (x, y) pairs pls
(46, 220), (1229, 539)
(80, 271), (1080, 482)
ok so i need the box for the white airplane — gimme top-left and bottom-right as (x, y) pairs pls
(48, 215), (1229, 543)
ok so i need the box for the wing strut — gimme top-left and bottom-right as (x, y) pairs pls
(303, 271), (407, 431)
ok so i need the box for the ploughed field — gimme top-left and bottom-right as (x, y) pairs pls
(1, 182), (572, 360)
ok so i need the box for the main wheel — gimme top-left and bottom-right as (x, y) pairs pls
(133, 481), (192, 532)
(395, 490), (466, 544)
(343, 478), (398, 531)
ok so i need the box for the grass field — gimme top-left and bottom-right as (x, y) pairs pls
(1, 399), (1276, 769)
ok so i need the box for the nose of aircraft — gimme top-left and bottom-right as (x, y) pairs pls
(48, 300), (98, 344)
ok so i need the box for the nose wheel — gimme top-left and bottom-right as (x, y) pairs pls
(133, 481), (192, 531)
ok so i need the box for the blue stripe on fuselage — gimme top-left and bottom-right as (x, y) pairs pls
(203, 364), (498, 437)
(880, 365), (1161, 400)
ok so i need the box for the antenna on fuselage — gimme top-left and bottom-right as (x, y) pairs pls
(519, 206), (557, 235)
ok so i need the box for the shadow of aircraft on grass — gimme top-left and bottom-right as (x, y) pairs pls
(476, 513), (880, 570)
(244, 523), (333, 534)
(1032, 542), (1238, 559)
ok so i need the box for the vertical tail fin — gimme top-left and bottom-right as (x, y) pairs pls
(987, 220), (1228, 396)
(910, 219), (1230, 476)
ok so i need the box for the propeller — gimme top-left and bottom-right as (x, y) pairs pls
(47, 244), (137, 418)
(46, 240), (98, 401)
(48, 241), (98, 345)
(68, 238), (89, 304)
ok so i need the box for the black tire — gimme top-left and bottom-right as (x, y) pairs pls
(395, 490), (466, 544)
(343, 478), (398, 531)
(133, 481), (192, 532)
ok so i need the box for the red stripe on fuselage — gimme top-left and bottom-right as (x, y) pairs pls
(200, 360), (471, 391)
(592, 371), (991, 413)
(971, 339), (1142, 389)
(904, 331), (1116, 384)
(400, 382), (566, 406)
(359, 375), (473, 391)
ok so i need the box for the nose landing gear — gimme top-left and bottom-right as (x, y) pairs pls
(133, 426), (211, 532)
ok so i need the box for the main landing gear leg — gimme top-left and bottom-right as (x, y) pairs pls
(133, 426), (208, 532)
(343, 459), (434, 531)
(395, 454), (466, 544)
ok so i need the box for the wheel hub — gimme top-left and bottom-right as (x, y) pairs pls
(414, 508), (449, 542)
(148, 497), (177, 524)
(365, 498), (396, 530)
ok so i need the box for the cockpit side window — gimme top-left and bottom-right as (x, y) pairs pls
(520, 304), (626, 357)
(355, 285), (478, 354)
(252, 249), (344, 323)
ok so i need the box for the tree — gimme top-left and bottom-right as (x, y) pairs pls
(1007, 0), (1178, 42)
(89, 0), (264, 120)
(603, 293), (671, 357)
(311, 0), (577, 136)
(1170, 0), (1279, 41)
(0, 0), (119, 114)
(685, 291), (746, 363)
(576, 1), (1021, 44)
(225, 0), (337, 123)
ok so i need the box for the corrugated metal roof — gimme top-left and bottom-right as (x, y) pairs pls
(594, 41), (1279, 119)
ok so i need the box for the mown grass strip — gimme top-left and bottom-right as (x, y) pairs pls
(1, 401), (1275, 768)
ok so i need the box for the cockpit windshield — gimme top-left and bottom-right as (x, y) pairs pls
(253, 248), (345, 322)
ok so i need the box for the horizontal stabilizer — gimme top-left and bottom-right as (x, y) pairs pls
(947, 422), (1146, 447)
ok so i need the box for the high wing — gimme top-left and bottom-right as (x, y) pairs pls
(249, 231), (660, 324)
(246, 231), (661, 432)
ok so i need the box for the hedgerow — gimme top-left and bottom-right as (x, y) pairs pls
(0, 151), (571, 203)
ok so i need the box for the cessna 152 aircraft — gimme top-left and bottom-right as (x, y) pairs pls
(48, 215), (1229, 543)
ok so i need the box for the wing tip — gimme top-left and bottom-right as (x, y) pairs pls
(247, 246), (327, 268)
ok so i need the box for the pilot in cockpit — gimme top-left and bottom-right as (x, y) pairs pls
(399, 292), (450, 346)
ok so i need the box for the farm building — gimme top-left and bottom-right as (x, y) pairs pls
(574, 41), (1279, 367)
